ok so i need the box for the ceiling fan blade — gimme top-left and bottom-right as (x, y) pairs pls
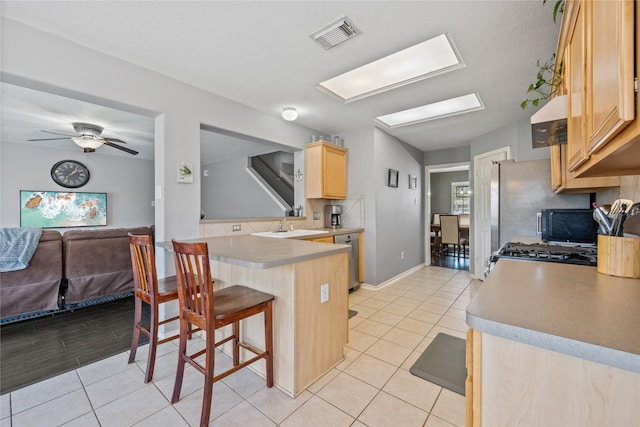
(28, 137), (71, 141)
(103, 141), (139, 155)
(40, 130), (76, 137)
(104, 137), (127, 144)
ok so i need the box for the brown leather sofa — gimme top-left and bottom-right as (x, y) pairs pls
(0, 226), (153, 322)
(62, 226), (153, 305)
(0, 230), (63, 319)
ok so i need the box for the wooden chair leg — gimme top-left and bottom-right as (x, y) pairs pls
(200, 328), (216, 427)
(171, 321), (189, 404)
(128, 297), (143, 364)
(145, 303), (159, 383)
(233, 321), (240, 366)
(265, 302), (274, 387)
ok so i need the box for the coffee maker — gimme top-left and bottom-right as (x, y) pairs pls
(325, 205), (342, 228)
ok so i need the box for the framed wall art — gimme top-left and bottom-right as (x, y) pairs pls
(177, 162), (194, 183)
(409, 175), (417, 190)
(20, 190), (107, 228)
(388, 169), (399, 188)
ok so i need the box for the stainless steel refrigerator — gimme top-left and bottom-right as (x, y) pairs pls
(490, 159), (590, 252)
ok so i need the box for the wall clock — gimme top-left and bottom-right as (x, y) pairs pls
(51, 160), (90, 188)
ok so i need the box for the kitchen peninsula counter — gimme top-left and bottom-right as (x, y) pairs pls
(159, 235), (349, 397)
(467, 258), (640, 372)
(162, 234), (350, 269)
(466, 258), (640, 426)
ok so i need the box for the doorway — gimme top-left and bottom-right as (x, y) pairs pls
(425, 162), (470, 270)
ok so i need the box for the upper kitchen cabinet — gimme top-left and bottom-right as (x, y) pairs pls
(550, 143), (619, 193)
(560, 0), (640, 177)
(305, 141), (347, 199)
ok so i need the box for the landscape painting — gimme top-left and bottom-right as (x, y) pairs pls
(20, 191), (107, 228)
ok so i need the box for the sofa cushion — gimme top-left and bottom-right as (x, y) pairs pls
(63, 226), (152, 305)
(0, 230), (63, 318)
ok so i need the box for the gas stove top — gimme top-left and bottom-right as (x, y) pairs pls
(492, 242), (597, 266)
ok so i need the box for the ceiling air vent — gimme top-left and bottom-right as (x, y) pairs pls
(311, 17), (359, 50)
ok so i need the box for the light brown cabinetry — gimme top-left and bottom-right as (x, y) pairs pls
(550, 143), (619, 193)
(305, 141), (347, 199)
(559, 0), (640, 177)
(309, 236), (334, 243)
(466, 329), (639, 426)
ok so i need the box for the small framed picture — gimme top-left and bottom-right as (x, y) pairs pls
(409, 175), (417, 190)
(388, 169), (399, 188)
(177, 162), (194, 183)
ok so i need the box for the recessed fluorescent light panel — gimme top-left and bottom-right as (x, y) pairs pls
(318, 33), (463, 103)
(375, 93), (484, 128)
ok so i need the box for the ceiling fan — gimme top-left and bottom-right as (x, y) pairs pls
(28, 122), (139, 155)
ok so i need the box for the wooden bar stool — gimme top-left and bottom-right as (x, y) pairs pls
(171, 240), (275, 427)
(128, 233), (182, 383)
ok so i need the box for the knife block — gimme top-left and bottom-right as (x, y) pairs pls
(597, 235), (640, 278)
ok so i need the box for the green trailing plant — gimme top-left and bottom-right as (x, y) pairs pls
(521, 0), (566, 109)
(521, 54), (564, 109)
(544, 0), (565, 23)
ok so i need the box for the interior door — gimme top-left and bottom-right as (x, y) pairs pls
(473, 147), (510, 278)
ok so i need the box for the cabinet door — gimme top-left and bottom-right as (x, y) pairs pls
(550, 144), (562, 192)
(322, 144), (347, 199)
(567, 1), (589, 171)
(586, 0), (635, 154)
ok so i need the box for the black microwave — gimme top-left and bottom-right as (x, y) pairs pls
(538, 209), (598, 244)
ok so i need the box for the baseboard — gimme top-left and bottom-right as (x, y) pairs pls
(359, 264), (426, 291)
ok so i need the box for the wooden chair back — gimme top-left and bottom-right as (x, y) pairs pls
(172, 240), (213, 331)
(129, 234), (158, 303)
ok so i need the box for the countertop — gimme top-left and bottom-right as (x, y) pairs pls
(158, 235), (350, 270)
(467, 258), (640, 373)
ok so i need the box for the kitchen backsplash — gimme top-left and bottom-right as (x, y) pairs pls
(620, 175), (640, 202)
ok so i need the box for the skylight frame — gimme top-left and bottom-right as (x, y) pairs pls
(375, 93), (485, 128)
(317, 33), (464, 103)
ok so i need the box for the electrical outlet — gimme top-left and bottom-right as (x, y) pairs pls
(320, 283), (329, 303)
(313, 211), (321, 220)
(401, 251), (405, 260)
(232, 224), (241, 231)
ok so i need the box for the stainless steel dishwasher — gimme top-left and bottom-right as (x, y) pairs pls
(334, 233), (359, 289)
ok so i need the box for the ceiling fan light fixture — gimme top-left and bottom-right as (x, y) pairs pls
(71, 135), (104, 149)
(282, 108), (298, 121)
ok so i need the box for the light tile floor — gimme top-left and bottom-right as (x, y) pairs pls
(0, 266), (481, 427)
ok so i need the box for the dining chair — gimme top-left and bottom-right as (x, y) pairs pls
(440, 215), (464, 257)
(171, 240), (275, 427)
(458, 214), (470, 257)
(431, 213), (444, 254)
(128, 233), (182, 383)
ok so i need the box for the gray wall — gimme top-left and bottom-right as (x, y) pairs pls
(2, 17), (313, 246)
(201, 156), (285, 219)
(1, 142), (154, 229)
(424, 146), (471, 166)
(373, 129), (425, 285)
(343, 127), (425, 285)
(430, 170), (470, 215)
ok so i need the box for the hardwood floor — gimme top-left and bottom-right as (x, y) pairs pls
(431, 253), (469, 271)
(0, 296), (147, 394)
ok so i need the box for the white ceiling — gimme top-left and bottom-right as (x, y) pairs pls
(0, 1), (561, 159)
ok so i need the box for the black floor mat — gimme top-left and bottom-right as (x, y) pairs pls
(409, 332), (466, 395)
(348, 309), (358, 319)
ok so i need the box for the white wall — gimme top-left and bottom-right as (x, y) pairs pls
(1, 17), (313, 243)
(1, 142), (154, 229)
